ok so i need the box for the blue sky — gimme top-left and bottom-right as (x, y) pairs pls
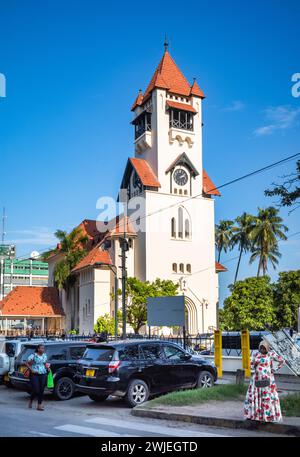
(0, 0), (299, 304)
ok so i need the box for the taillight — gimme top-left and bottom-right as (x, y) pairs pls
(108, 361), (121, 374)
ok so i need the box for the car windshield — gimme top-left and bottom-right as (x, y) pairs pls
(83, 347), (115, 362)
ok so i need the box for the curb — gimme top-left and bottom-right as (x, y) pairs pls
(132, 407), (300, 436)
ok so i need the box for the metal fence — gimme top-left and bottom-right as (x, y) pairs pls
(2, 331), (268, 356)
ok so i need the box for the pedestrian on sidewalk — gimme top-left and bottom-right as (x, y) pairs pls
(26, 344), (50, 411)
(244, 339), (285, 423)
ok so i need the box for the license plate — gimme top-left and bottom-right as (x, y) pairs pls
(19, 366), (27, 374)
(86, 369), (95, 377)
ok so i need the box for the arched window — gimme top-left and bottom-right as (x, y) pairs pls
(178, 208), (183, 238)
(186, 264), (191, 274)
(185, 219), (190, 239)
(171, 218), (176, 238)
(179, 263), (184, 273)
(172, 263), (177, 273)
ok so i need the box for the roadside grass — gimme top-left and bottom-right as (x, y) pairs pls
(146, 383), (248, 408)
(281, 393), (300, 417)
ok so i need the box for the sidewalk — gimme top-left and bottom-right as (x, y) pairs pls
(132, 399), (300, 436)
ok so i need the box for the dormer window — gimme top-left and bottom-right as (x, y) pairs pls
(133, 111), (152, 139)
(169, 109), (193, 131)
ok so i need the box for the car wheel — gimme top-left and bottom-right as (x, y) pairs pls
(197, 370), (214, 388)
(88, 394), (109, 402)
(54, 377), (75, 401)
(125, 379), (149, 408)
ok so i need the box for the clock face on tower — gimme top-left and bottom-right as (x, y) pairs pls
(173, 168), (188, 186)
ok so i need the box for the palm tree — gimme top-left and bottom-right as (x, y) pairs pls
(250, 207), (288, 276)
(231, 212), (255, 283)
(250, 243), (282, 277)
(215, 220), (234, 262)
(44, 227), (88, 290)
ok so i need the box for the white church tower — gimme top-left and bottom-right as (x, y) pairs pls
(120, 44), (225, 334)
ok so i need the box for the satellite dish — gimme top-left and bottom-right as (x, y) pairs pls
(30, 250), (40, 259)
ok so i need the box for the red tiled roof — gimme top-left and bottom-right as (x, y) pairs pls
(131, 90), (144, 111)
(203, 170), (221, 196)
(215, 261), (227, 272)
(0, 287), (64, 317)
(79, 219), (106, 249)
(108, 216), (137, 237)
(130, 158), (161, 188)
(72, 245), (112, 272)
(190, 79), (205, 98)
(166, 100), (197, 114)
(143, 50), (193, 99)
(46, 220), (106, 261)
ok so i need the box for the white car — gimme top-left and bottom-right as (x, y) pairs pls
(0, 338), (46, 385)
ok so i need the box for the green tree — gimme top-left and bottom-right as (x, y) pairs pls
(265, 160), (300, 211)
(94, 313), (115, 334)
(215, 220), (234, 262)
(231, 212), (255, 283)
(250, 207), (288, 276)
(43, 227), (88, 290)
(126, 277), (179, 334)
(273, 270), (300, 329)
(220, 276), (275, 330)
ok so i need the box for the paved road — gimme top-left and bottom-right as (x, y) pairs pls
(0, 386), (282, 437)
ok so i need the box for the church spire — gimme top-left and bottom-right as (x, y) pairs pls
(164, 35), (169, 52)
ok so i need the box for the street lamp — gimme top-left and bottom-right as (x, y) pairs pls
(95, 262), (119, 340)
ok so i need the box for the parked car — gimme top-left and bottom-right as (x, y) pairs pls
(0, 338), (46, 385)
(200, 331), (271, 356)
(10, 341), (87, 400)
(75, 339), (218, 407)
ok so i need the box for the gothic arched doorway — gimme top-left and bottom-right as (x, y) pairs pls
(184, 296), (198, 335)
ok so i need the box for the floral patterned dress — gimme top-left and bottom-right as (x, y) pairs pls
(244, 350), (285, 422)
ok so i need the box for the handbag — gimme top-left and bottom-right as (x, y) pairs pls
(47, 370), (54, 389)
(255, 378), (270, 388)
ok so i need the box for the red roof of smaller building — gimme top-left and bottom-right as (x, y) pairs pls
(203, 170), (221, 196)
(72, 246), (112, 272)
(108, 216), (137, 237)
(215, 261), (227, 272)
(166, 100), (197, 113)
(0, 287), (64, 317)
(130, 158), (161, 188)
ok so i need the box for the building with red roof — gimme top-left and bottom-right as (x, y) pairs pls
(41, 45), (224, 335)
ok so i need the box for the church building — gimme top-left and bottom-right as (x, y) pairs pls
(47, 46), (226, 335)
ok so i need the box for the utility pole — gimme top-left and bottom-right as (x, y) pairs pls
(121, 236), (128, 339)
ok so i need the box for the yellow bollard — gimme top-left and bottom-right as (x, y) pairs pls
(214, 330), (222, 378)
(241, 330), (251, 378)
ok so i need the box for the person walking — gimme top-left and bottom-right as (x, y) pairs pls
(26, 344), (49, 411)
(244, 340), (285, 423)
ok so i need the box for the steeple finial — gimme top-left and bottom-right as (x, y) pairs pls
(164, 34), (169, 52)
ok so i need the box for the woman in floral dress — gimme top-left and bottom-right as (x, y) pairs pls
(244, 340), (285, 422)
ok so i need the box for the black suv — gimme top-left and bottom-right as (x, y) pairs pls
(75, 340), (217, 407)
(10, 341), (87, 400)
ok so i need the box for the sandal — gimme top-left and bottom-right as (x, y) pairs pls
(37, 405), (44, 411)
